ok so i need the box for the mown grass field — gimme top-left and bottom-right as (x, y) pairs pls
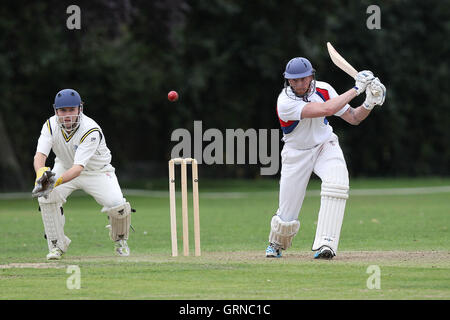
(0, 177), (449, 300)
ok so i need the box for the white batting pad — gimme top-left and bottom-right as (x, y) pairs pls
(312, 165), (349, 254)
(103, 202), (132, 241)
(39, 202), (71, 252)
(269, 214), (300, 250)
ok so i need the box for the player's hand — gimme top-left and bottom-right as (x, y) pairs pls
(32, 169), (62, 199)
(363, 78), (386, 110)
(354, 70), (375, 96)
(35, 167), (50, 185)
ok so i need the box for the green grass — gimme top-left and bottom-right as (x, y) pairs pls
(121, 175), (450, 191)
(0, 178), (449, 300)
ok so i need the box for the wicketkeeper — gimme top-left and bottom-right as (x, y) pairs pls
(266, 57), (386, 259)
(33, 89), (133, 260)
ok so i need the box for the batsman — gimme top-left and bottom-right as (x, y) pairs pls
(32, 89), (133, 260)
(266, 57), (386, 259)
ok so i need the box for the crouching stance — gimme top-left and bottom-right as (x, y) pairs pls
(32, 89), (133, 260)
(266, 57), (386, 259)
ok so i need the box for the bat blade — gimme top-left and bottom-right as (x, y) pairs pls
(327, 42), (358, 78)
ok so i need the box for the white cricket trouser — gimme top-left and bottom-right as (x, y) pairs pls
(38, 160), (125, 210)
(278, 133), (347, 222)
(38, 160), (125, 252)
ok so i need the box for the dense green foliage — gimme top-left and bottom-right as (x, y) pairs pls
(1, 0), (449, 190)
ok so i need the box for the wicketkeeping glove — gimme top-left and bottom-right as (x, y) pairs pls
(32, 167), (63, 199)
(363, 78), (386, 110)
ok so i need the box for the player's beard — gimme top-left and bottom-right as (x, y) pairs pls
(284, 78), (316, 102)
(56, 112), (83, 136)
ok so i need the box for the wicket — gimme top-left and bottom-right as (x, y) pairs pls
(168, 157), (201, 257)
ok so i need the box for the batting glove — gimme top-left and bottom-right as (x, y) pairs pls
(363, 78), (386, 110)
(354, 70), (375, 96)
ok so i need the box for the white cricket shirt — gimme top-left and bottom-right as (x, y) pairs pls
(277, 80), (350, 149)
(36, 114), (113, 172)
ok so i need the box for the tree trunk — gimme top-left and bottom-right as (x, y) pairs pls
(0, 112), (26, 191)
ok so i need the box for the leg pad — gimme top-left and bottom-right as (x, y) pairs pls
(269, 215), (300, 250)
(103, 202), (132, 241)
(312, 165), (349, 254)
(39, 203), (70, 252)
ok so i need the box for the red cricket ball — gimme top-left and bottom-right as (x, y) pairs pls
(168, 91), (179, 102)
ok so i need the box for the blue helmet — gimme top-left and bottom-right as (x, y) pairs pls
(53, 89), (84, 134)
(283, 57), (315, 79)
(283, 57), (316, 101)
(53, 89), (82, 109)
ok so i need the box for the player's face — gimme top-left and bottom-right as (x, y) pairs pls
(56, 107), (80, 131)
(289, 76), (313, 95)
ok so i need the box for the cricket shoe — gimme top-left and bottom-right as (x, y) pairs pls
(265, 244), (282, 258)
(47, 247), (64, 260)
(115, 239), (130, 256)
(313, 246), (335, 260)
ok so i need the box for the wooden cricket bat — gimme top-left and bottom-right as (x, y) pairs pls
(327, 42), (383, 97)
(326, 42), (358, 78)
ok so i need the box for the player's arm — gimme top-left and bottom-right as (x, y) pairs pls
(33, 152), (48, 174)
(301, 88), (358, 119)
(33, 150), (83, 187)
(301, 71), (378, 119)
(340, 105), (371, 125)
(340, 78), (387, 125)
(58, 165), (84, 184)
(34, 119), (54, 180)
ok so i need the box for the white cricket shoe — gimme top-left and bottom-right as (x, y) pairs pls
(313, 246), (335, 260)
(115, 239), (130, 256)
(47, 247), (63, 260)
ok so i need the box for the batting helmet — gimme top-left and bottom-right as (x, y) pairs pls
(283, 57), (315, 79)
(54, 89), (82, 109)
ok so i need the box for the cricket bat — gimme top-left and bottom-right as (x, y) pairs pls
(326, 42), (381, 97)
(326, 42), (358, 78)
